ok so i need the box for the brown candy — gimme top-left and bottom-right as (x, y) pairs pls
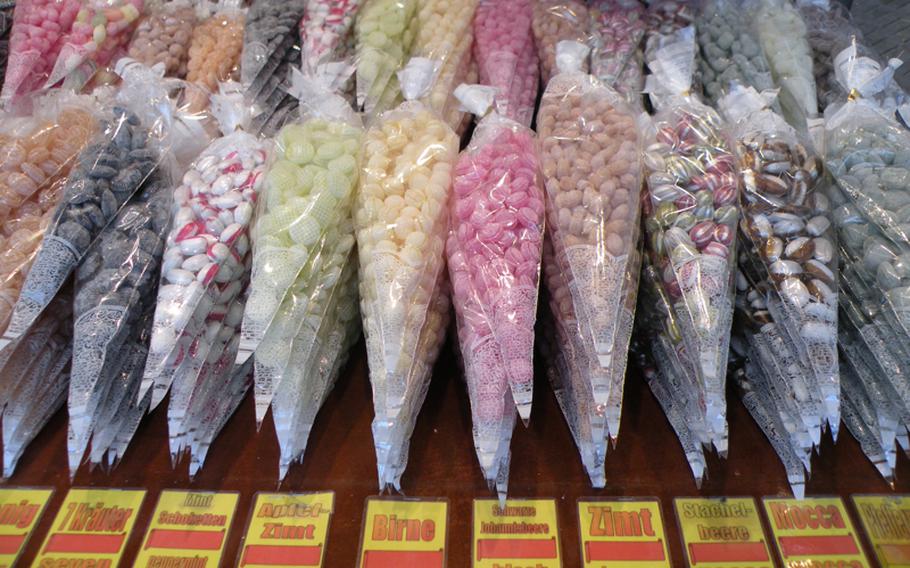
(127, 4), (197, 78)
(531, 0), (590, 84)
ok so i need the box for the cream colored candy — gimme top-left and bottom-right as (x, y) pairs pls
(355, 104), (458, 490)
(412, 0), (479, 131)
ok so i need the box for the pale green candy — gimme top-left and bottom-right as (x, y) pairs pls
(326, 170), (353, 200)
(367, 30), (387, 47)
(343, 136), (360, 153)
(300, 165), (323, 193)
(310, 190), (338, 225)
(279, 124), (307, 149)
(329, 155), (357, 176)
(259, 234), (285, 252)
(268, 161), (301, 195)
(263, 205), (301, 237)
(287, 196), (311, 216)
(286, 140), (316, 165)
(316, 142), (344, 163)
(289, 216), (322, 246)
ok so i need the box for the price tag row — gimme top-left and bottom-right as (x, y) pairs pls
(2, 488), (909, 566)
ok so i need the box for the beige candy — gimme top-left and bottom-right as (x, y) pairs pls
(128, 4), (196, 78)
(532, 0), (590, 84)
(537, 91), (639, 255)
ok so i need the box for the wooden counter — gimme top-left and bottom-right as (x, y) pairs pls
(8, 338), (904, 566)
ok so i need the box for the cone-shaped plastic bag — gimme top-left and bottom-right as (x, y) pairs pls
(632, 313), (707, 486)
(0, 95), (98, 335)
(127, 0), (196, 79)
(45, 0), (144, 91)
(642, 27), (740, 453)
(446, 84), (543, 492)
(842, 386), (894, 483)
(825, 47), (910, 333)
(184, 0), (245, 112)
(720, 84), (839, 439)
(1, 292), (71, 477)
(538, 41), (642, 450)
(589, 0), (646, 103)
(797, 0), (909, 126)
(299, 0), (362, 69)
(531, 0), (589, 85)
(142, 82), (267, 423)
(356, 59), (457, 490)
(694, 0), (775, 106)
(540, 237), (605, 486)
(750, 0), (818, 130)
(0, 0), (80, 111)
(354, 0), (418, 124)
(733, 367), (806, 498)
(840, 349), (898, 469)
(241, 0), (306, 134)
(186, 357), (251, 477)
(271, 252), (360, 478)
(238, 66), (362, 437)
(67, 168), (171, 474)
(0, 62), (175, 368)
(634, 259), (710, 484)
(472, 0), (538, 127)
(832, 185), (910, 453)
(410, 0), (478, 132)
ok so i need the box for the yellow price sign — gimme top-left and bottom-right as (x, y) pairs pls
(473, 498), (562, 568)
(238, 492), (334, 567)
(134, 490), (239, 567)
(763, 496), (869, 568)
(852, 495), (910, 567)
(358, 497), (448, 568)
(36, 488), (146, 567)
(578, 499), (670, 567)
(675, 497), (773, 567)
(0, 487), (53, 567)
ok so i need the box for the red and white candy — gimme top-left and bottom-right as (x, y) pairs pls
(142, 133), (268, 409)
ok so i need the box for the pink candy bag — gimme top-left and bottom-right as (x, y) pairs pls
(1, 0), (80, 111)
(446, 84), (544, 496)
(44, 0), (144, 91)
(472, 0), (538, 127)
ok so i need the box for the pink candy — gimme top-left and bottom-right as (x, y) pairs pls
(447, 116), (544, 485)
(1, 0), (80, 109)
(473, 0), (539, 127)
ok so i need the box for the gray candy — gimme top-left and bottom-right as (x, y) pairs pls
(696, 0), (776, 104)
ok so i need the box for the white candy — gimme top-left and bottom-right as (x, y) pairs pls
(166, 268), (194, 285)
(179, 237), (207, 255)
